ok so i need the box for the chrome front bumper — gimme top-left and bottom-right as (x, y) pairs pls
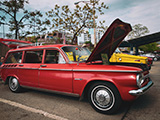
(129, 79), (153, 96)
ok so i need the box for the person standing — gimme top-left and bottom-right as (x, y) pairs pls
(0, 57), (4, 66)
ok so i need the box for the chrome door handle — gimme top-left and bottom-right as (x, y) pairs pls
(19, 64), (24, 66)
(40, 65), (47, 67)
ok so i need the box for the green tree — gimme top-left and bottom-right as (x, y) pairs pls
(46, 0), (108, 44)
(139, 42), (159, 52)
(127, 24), (149, 39)
(0, 0), (47, 39)
(127, 24), (160, 52)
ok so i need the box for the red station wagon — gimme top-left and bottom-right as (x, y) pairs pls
(0, 19), (153, 114)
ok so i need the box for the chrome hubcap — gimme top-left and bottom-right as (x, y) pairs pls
(91, 85), (115, 111)
(10, 78), (18, 90)
(96, 90), (111, 106)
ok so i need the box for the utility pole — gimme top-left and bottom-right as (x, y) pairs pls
(74, 0), (98, 47)
(93, 2), (96, 47)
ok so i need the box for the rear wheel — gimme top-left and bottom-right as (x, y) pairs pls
(88, 82), (122, 114)
(8, 77), (21, 93)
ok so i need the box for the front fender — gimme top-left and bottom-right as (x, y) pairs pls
(78, 73), (138, 101)
(79, 76), (123, 100)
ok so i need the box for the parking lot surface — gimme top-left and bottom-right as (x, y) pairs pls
(0, 61), (159, 120)
(123, 61), (160, 120)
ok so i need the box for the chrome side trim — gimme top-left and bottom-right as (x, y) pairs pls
(21, 85), (80, 98)
(1, 67), (72, 71)
(1, 67), (141, 73)
(39, 68), (72, 71)
(39, 69), (140, 73)
(2, 67), (39, 70)
(129, 78), (153, 96)
(73, 69), (141, 73)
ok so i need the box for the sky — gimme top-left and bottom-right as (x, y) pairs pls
(1, 0), (160, 43)
(26, 0), (160, 43)
(25, 0), (160, 34)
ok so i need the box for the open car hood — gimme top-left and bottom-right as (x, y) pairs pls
(86, 18), (132, 63)
(0, 38), (32, 49)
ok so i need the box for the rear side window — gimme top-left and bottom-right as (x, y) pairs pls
(45, 50), (65, 64)
(24, 50), (43, 63)
(5, 52), (22, 63)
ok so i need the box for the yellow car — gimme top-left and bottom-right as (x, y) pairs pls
(110, 48), (150, 71)
(65, 47), (150, 71)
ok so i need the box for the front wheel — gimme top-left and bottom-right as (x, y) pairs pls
(88, 82), (122, 114)
(154, 57), (157, 61)
(8, 77), (21, 93)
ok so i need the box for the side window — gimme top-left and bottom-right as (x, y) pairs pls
(45, 50), (65, 64)
(24, 50), (43, 63)
(5, 52), (22, 63)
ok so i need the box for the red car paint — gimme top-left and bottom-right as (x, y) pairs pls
(0, 19), (153, 114)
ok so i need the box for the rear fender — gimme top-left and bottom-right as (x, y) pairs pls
(4, 74), (19, 85)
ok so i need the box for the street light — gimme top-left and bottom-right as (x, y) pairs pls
(74, 1), (87, 5)
(74, 0), (97, 47)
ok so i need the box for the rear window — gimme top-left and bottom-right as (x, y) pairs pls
(5, 52), (22, 63)
(24, 50), (43, 63)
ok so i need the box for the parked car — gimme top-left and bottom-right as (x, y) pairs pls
(141, 53), (159, 61)
(147, 57), (153, 65)
(0, 19), (153, 114)
(109, 48), (151, 71)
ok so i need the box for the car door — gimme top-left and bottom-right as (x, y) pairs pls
(38, 49), (73, 93)
(18, 50), (43, 87)
(1, 51), (23, 81)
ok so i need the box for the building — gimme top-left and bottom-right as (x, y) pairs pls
(37, 32), (77, 45)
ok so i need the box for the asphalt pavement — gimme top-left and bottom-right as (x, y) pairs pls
(123, 61), (160, 120)
(0, 61), (159, 120)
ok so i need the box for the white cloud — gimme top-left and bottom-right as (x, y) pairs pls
(126, 0), (160, 34)
(26, 0), (79, 11)
(1, 0), (159, 37)
(98, 0), (160, 34)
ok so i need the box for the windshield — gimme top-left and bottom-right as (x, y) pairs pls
(115, 48), (121, 53)
(62, 46), (91, 62)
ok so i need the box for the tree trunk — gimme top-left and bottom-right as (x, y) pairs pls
(71, 24), (85, 44)
(15, 29), (18, 39)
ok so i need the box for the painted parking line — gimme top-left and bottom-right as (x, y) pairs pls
(0, 98), (68, 120)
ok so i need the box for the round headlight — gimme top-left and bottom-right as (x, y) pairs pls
(136, 73), (144, 88)
(119, 58), (122, 61)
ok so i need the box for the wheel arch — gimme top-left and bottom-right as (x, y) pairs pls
(80, 79), (120, 101)
(4, 75), (19, 85)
